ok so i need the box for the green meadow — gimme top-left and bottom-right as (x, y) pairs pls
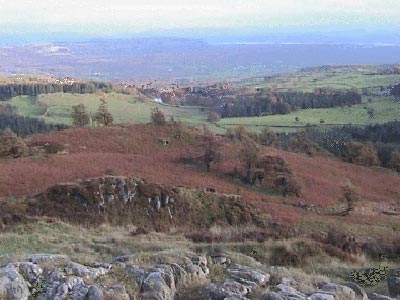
(217, 97), (400, 132)
(6, 92), (209, 127)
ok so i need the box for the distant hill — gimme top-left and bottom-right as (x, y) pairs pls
(1, 38), (400, 80)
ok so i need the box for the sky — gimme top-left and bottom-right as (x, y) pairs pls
(0, 0), (399, 37)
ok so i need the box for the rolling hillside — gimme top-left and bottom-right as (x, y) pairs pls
(1, 124), (399, 239)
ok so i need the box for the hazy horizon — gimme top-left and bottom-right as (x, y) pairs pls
(0, 0), (399, 44)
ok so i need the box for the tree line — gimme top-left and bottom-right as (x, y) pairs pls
(0, 81), (113, 101)
(218, 90), (361, 118)
(305, 122), (400, 170)
(0, 113), (68, 136)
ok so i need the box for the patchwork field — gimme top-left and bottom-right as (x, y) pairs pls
(5, 92), (210, 127)
(217, 97), (400, 132)
(248, 68), (400, 92)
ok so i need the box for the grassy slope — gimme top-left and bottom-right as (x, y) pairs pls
(6, 92), (209, 127)
(2, 220), (397, 297)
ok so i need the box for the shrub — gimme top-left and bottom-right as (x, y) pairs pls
(0, 128), (29, 158)
(270, 244), (300, 267)
(71, 104), (90, 127)
(342, 142), (380, 166)
(151, 107), (166, 125)
(388, 149), (400, 172)
(288, 131), (317, 156)
(94, 99), (113, 126)
(269, 240), (324, 267)
(207, 112), (221, 123)
(208, 263), (226, 283)
(258, 128), (277, 146)
(362, 236), (400, 260)
(239, 139), (260, 184)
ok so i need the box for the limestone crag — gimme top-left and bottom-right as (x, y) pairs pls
(26, 176), (265, 231)
(0, 253), (396, 300)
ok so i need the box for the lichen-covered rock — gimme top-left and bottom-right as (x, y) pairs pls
(262, 291), (285, 300)
(274, 283), (307, 299)
(190, 256), (210, 278)
(0, 264), (30, 300)
(368, 292), (396, 300)
(66, 261), (108, 279)
(263, 277), (307, 300)
(125, 264), (147, 285)
(319, 282), (355, 300)
(141, 271), (174, 300)
(169, 263), (187, 286)
(227, 264), (270, 287)
(184, 262), (208, 283)
(224, 296), (250, 300)
(204, 280), (251, 300)
(309, 293), (335, 300)
(35, 269), (87, 300)
(18, 262), (43, 285)
(104, 285), (129, 300)
(344, 282), (368, 300)
(87, 285), (103, 300)
(209, 250), (231, 266)
(192, 256), (208, 269)
(387, 269), (400, 298)
(152, 265), (177, 294)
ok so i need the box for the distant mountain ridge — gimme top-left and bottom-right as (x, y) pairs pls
(0, 37), (399, 80)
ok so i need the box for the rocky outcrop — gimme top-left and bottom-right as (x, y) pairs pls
(318, 281), (356, 300)
(266, 278), (308, 299)
(1, 252), (395, 300)
(0, 253), (210, 300)
(227, 264), (270, 287)
(205, 264), (270, 300)
(309, 293), (335, 300)
(368, 292), (396, 300)
(344, 282), (368, 300)
(0, 264), (30, 300)
(27, 176), (266, 231)
(387, 269), (400, 298)
(209, 249), (232, 266)
(205, 280), (251, 300)
(263, 278), (360, 300)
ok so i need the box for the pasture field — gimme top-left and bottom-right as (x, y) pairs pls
(217, 96), (400, 132)
(249, 69), (400, 92)
(3, 66), (400, 134)
(5, 92), (210, 127)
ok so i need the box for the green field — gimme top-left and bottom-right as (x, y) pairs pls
(4, 66), (400, 134)
(217, 97), (400, 132)
(6, 92), (210, 127)
(249, 69), (400, 92)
